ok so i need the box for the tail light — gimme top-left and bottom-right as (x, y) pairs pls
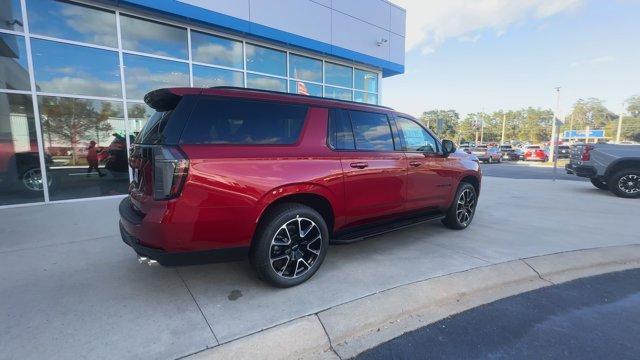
(581, 145), (594, 161)
(152, 146), (189, 200)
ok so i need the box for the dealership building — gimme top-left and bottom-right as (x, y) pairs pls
(0, 0), (406, 207)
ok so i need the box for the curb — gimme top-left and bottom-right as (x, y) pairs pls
(186, 244), (640, 360)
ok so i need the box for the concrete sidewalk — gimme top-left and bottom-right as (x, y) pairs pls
(1, 177), (638, 359)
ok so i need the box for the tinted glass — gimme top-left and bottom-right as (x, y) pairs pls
(246, 44), (286, 76)
(325, 86), (352, 101)
(246, 73), (287, 92)
(1, 0), (24, 32)
(354, 69), (378, 92)
(349, 110), (393, 151)
(190, 31), (243, 68)
(0, 93), (44, 205)
(289, 54), (322, 82)
(127, 102), (153, 136)
(396, 117), (438, 152)
(0, 33), (30, 91)
(38, 96), (128, 200)
(120, 14), (187, 59)
(193, 65), (243, 88)
(289, 80), (322, 97)
(325, 62), (352, 87)
(134, 109), (172, 145)
(123, 54), (189, 100)
(182, 98), (307, 145)
(27, 0), (117, 47)
(32, 39), (121, 97)
(354, 91), (378, 105)
(328, 109), (355, 150)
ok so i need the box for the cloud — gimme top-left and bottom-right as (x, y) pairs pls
(393, 0), (583, 54)
(570, 56), (615, 68)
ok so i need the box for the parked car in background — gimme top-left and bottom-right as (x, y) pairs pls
(500, 144), (515, 160)
(555, 145), (571, 159)
(472, 145), (502, 163)
(119, 87), (483, 287)
(524, 145), (549, 162)
(566, 143), (640, 198)
(0, 139), (55, 195)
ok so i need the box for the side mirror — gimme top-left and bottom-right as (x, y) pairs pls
(442, 139), (456, 155)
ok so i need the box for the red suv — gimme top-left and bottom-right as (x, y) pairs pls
(119, 87), (481, 287)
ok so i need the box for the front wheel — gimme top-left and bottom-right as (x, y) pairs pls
(442, 182), (478, 230)
(608, 170), (640, 198)
(589, 178), (608, 190)
(250, 203), (329, 287)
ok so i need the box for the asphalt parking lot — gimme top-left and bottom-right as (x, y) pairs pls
(1, 169), (638, 359)
(358, 268), (640, 360)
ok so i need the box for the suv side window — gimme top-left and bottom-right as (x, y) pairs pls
(396, 117), (438, 153)
(327, 109), (355, 150)
(181, 98), (308, 144)
(348, 110), (395, 151)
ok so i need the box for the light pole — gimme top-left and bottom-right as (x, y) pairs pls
(551, 87), (561, 181)
(616, 101), (626, 143)
(501, 113), (506, 144)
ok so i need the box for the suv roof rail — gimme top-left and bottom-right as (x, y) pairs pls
(206, 86), (394, 111)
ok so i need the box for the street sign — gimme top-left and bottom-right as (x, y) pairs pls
(563, 129), (605, 139)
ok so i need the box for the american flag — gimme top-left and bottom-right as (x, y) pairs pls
(297, 81), (309, 95)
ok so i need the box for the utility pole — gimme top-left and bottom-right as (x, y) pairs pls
(501, 113), (506, 144)
(616, 101), (626, 143)
(585, 126), (590, 144)
(551, 87), (561, 181)
(568, 113), (574, 143)
(480, 118), (484, 144)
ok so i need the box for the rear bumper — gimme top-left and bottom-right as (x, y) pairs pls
(565, 163), (597, 178)
(118, 197), (248, 266)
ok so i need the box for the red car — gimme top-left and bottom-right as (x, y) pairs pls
(119, 87), (482, 287)
(524, 145), (549, 162)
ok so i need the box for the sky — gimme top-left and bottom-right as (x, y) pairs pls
(384, 0), (640, 118)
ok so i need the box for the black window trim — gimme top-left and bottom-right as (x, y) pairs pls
(179, 95), (310, 146)
(394, 115), (442, 154)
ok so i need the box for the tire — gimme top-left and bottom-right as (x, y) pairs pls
(442, 182), (478, 230)
(19, 167), (54, 195)
(589, 178), (608, 190)
(608, 169), (640, 198)
(250, 203), (329, 287)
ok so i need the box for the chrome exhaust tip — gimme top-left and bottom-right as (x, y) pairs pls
(147, 260), (159, 266)
(137, 256), (149, 264)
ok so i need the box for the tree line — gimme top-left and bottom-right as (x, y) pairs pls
(420, 95), (640, 144)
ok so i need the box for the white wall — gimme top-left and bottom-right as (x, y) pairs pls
(177, 0), (406, 67)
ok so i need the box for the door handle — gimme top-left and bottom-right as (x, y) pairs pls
(409, 161), (422, 167)
(350, 161), (369, 169)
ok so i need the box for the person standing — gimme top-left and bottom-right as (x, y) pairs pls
(86, 141), (105, 177)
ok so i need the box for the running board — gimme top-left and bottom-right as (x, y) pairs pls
(331, 212), (446, 244)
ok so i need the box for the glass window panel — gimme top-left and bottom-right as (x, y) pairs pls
(127, 102), (153, 137)
(120, 14), (187, 59)
(0, 93), (45, 205)
(31, 39), (121, 98)
(354, 91), (378, 105)
(1, 0), (24, 32)
(191, 31), (243, 69)
(396, 117), (438, 153)
(38, 96), (128, 200)
(289, 54), (322, 83)
(325, 62), (352, 88)
(123, 54), (189, 100)
(192, 65), (243, 88)
(289, 80), (322, 97)
(246, 73), (286, 92)
(27, 0), (117, 47)
(0, 33), (30, 91)
(354, 69), (378, 93)
(349, 110), (394, 151)
(325, 86), (352, 101)
(246, 44), (286, 76)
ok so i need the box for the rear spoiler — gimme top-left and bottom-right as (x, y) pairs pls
(144, 88), (201, 111)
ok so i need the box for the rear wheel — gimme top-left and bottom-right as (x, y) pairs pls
(442, 182), (477, 230)
(250, 203), (329, 287)
(589, 178), (608, 190)
(608, 170), (640, 198)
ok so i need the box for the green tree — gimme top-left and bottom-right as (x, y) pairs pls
(419, 110), (459, 139)
(566, 98), (618, 129)
(626, 95), (640, 118)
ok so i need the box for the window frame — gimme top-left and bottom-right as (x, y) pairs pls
(394, 115), (442, 154)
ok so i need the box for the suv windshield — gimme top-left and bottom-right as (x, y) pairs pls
(134, 110), (173, 144)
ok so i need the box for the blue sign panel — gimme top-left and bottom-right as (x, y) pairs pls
(563, 129), (605, 139)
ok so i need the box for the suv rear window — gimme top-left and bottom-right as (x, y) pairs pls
(181, 98), (308, 145)
(135, 110), (173, 144)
